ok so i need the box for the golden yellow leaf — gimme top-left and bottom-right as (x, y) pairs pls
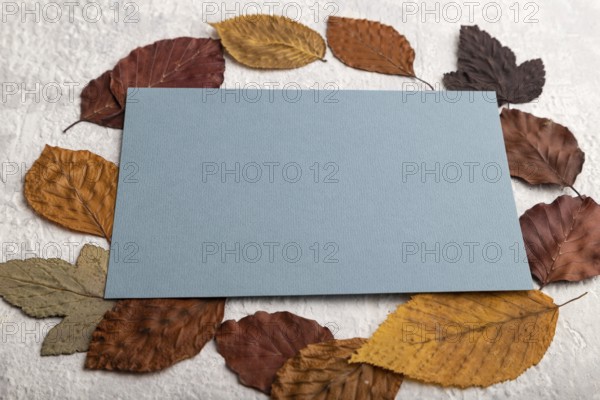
(24, 145), (117, 241)
(351, 291), (558, 388)
(210, 14), (326, 69)
(272, 338), (403, 400)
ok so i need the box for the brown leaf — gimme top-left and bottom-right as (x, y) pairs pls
(79, 70), (124, 129)
(351, 291), (558, 388)
(110, 37), (225, 107)
(520, 195), (600, 286)
(215, 311), (333, 394)
(85, 298), (225, 372)
(327, 16), (415, 77)
(443, 25), (545, 106)
(501, 108), (585, 188)
(271, 338), (403, 400)
(211, 15), (326, 69)
(24, 145), (117, 241)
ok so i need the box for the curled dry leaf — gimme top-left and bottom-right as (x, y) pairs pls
(110, 37), (225, 106)
(443, 25), (545, 106)
(271, 338), (403, 400)
(24, 145), (117, 241)
(501, 108), (584, 188)
(215, 311), (333, 394)
(327, 16), (415, 77)
(351, 291), (558, 388)
(520, 195), (600, 286)
(0, 245), (115, 355)
(211, 15), (326, 69)
(76, 70), (124, 130)
(85, 298), (225, 372)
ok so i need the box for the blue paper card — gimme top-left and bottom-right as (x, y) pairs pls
(104, 88), (532, 298)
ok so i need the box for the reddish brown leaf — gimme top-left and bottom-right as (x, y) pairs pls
(326, 16), (415, 77)
(215, 311), (333, 394)
(520, 195), (600, 286)
(85, 298), (225, 372)
(79, 70), (124, 129)
(272, 338), (403, 400)
(110, 37), (225, 107)
(501, 108), (585, 188)
(443, 25), (545, 106)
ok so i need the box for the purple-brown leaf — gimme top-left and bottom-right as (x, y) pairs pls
(215, 311), (333, 394)
(443, 25), (545, 106)
(85, 298), (225, 372)
(79, 70), (124, 129)
(520, 195), (600, 286)
(110, 37), (225, 107)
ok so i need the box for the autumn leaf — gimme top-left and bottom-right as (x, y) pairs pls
(443, 25), (545, 106)
(210, 15), (325, 69)
(520, 195), (600, 287)
(215, 311), (333, 394)
(351, 291), (558, 388)
(501, 108), (585, 190)
(85, 298), (225, 372)
(110, 37), (225, 107)
(64, 70), (125, 132)
(0, 245), (115, 356)
(271, 338), (403, 400)
(326, 16), (432, 89)
(24, 145), (117, 241)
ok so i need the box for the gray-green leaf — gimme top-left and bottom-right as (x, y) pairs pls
(0, 244), (115, 355)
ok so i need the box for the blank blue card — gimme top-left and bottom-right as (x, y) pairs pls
(104, 88), (532, 298)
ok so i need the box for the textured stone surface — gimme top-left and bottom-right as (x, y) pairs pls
(1, 0), (599, 399)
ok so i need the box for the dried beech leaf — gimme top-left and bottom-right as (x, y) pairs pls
(443, 25), (545, 106)
(271, 338), (403, 400)
(24, 145), (117, 241)
(327, 16), (415, 77)
(0, 245), (115, 355)
(211, 15), (325, 69)
(85, 298), (225, 372)
(501, 108), (584, 187)
(351, 291), (558, 388)
(110, 37), (225, 106)
(79, 70), (124, 129)
(215, 311), (333, 394)
(520, 195), (600, 286)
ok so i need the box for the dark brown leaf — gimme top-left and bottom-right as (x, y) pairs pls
(110, 37), (225, 107)
(85, 298), (225, 372)
(326, 16), (415, 77)
(271, 338), (403, 400)
(520, 195), (600, 286)
(79, 70), (124, 129)
(443, 25), (545, 106)
(215, 311), (333, 394)
(501, 108), (585, 187)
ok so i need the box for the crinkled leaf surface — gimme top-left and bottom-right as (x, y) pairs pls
(110, 37), (225, 106)
(211, 15), (325, 69)
(327, 16), (415, 77)
(24, 145), (117, 241)
(272, 338), (403, 400)
(520, 195), (600, 286)
(443, 25), (545, 106)
(351, 291), (558, 388)
(85, 298), (225, 372)
(215, 311), (333, 394)
(0, 245), (115, 355)
(501, 108), (584, 187)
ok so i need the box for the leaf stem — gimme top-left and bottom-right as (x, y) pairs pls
(413, 76), (435, 91)
(63, 120), (82, 133)
(557, 292), (588, 308)
(568, 185), (583, 199)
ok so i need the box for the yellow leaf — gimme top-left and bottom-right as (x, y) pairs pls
(24, 145), (117, 241)
(211, 14), (326, 69)
(351, 291), (558, 388)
